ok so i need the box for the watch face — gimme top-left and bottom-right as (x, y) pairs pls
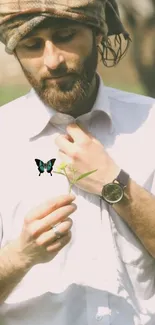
(102, 183), (124, 204)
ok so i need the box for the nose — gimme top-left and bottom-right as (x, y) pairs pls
(43, 40), (65, 70)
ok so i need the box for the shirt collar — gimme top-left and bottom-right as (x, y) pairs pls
(26, 74), (113, 139)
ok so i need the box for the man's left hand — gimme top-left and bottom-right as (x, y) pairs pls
(55, 123), (120, 195)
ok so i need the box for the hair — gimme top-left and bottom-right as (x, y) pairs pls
(96, 32), (130, 68)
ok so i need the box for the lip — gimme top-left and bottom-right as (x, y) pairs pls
(46, 74), (74, 82)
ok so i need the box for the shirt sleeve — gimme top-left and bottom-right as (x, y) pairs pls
(0, 213), (3, 247)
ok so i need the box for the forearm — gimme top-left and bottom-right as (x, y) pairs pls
(0, 240), (32, 304)
(113, 178), (155, 257)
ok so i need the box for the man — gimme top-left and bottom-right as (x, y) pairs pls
(0, 0), (155, 324)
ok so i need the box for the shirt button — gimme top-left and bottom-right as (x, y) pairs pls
(96, 315), (104, 321)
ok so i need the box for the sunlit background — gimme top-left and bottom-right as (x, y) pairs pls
(0, 0), (154, 106)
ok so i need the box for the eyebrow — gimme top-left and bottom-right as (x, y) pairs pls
(21, 20), (80, 41)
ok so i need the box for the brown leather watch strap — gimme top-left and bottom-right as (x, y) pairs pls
(114, 169), (129, 188)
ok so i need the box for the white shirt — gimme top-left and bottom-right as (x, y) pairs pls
(0, 75), (155, 325)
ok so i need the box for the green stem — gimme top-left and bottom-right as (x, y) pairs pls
(63, 168), (72, 193)
(69, 183), (72, 194)
(63, 168), (69, 182)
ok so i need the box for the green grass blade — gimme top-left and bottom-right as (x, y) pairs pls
(75, 169), (98, 182)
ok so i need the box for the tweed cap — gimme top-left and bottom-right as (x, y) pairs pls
(0, 0), (129, 55)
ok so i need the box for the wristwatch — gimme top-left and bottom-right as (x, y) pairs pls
(101, 169), (130, 205)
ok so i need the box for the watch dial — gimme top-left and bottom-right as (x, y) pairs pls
(102, 183), (123, 204)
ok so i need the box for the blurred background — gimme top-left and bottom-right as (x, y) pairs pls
(0, 0), (155, 106)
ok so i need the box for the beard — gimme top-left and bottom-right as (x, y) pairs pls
(20, 37), (98, 115)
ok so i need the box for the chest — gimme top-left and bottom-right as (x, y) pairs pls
(1, 124), (154, 228)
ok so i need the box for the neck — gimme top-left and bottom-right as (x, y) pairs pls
(71, 73), (99, 118)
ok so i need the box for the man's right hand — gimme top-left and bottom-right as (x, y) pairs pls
(16, 194), (76, 266)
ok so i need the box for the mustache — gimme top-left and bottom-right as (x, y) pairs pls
(40, 68), (78, 81)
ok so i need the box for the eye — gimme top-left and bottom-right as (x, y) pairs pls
(54, 30), (76, 43)
(24, 39), (43, 50)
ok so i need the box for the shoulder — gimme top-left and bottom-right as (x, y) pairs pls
(0, 92), (31, 135)
(0, 92), (33, 152)
(0, 93), (28, 119)
(105, 86), (155, 129)
(105, 86), (155, 107)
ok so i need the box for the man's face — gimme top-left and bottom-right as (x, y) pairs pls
(15, 19), (100, 115)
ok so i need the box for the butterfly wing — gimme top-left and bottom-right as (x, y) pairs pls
(35, 159), (45, 174)
(46, 159), (56, 174)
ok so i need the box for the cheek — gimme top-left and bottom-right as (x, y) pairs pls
(63, 31), (93, 65)
(24, 58), (41, 74)
(65, 44), (92, 70)
(18, 54), (43, 81)
(76, 31), (93, 57)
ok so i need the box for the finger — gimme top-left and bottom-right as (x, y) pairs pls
(58, 151), (72, 165)
(46, 231), (72, 252)
(63, 134), (74, 142)
(25, 194), (76, 223)
(55, 134), (76, 156)
(66, 123), (92, 145)
(36, 218), (73, 247)
(37, 203), (77, 233)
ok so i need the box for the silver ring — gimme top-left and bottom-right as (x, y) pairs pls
(52, 225), (62, 240)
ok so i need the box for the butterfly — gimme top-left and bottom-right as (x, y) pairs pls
(35, 159), (56, 176)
